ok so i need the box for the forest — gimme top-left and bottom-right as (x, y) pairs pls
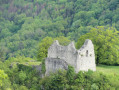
(0, 0), (119, 89)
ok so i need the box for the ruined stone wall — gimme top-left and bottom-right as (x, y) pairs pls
(76, 39), (96, 72)
(48, 40), (78, 69)
(45, 39), (96, 75)
(45, 58), (68, 75)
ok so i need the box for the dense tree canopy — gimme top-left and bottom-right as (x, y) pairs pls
(0, 0), (119, 58)
(76, 26), (119, 65)
(0, 70), (8, 86)
(0, 69), (11, 90)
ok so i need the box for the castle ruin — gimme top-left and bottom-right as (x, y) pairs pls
(45, 39), (96, 75)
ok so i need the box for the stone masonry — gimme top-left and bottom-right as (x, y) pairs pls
(45, 39), (96, 75)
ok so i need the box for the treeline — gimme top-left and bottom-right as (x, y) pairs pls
(0, 0), (119, 59)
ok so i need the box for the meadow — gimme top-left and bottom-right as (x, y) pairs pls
(97, 65), (119, 88)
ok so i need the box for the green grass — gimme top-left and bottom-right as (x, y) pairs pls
(97, 65), (119, 88)
(97, 65), (119, 75)
(21, 61), (41, 66)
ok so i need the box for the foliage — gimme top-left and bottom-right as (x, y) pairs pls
(41, 59), (46, 74)
(76, 26), (119, 65)
(55, 36), (71, 46)
(66, 65), (75, 84)
(1, 0), (119, 58)
(0, 56), (41, 89)
(40, 68), (116, 90)
(0, 45), (8, 61)
(8, 64), (41, 90)
(0, 69), (11, 90)
(0, 70), (8, 86)
(37, 36), (70, 61)
(91, 83), (99, 90)
(37, 37), (53, 61)
(40, 70), (67, 90)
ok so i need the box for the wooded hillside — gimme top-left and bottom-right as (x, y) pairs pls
(0, 0), (119, 59)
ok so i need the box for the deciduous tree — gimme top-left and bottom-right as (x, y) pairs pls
(76, 26), (119, 65)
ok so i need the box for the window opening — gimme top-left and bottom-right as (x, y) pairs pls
(86, 50), (88, 57)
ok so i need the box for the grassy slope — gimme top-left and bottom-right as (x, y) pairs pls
(97, 65), (119, 75)
(97, 65), (119, 88)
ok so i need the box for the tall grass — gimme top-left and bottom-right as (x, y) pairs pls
(97, 65), (119, 88)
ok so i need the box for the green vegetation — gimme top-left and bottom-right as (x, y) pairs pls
(0, 56), (41, 90)
(37, 36), (70, 61)
(0, 0), (119, 59)
(0, 70), (9, 88)
(97, 65), (119, 89)
(1, 60), (119, 89)
(40, 67), (119, 90)
(0, 0), (119, 89)
(76, 26), (119, 65)
(97, 65), (119, 75)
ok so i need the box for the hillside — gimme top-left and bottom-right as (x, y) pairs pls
(0, 0), (119, 59)
(0, 0), (119, 89)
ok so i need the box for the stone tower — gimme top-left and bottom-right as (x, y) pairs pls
(45, 39), (96, 75)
